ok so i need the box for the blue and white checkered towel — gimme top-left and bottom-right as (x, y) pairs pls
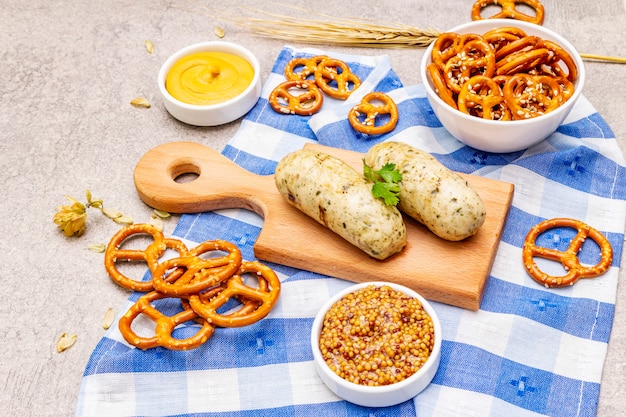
(76, 46), (626, 417)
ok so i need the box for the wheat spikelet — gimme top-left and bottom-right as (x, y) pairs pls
(181, 1), (440, 48)
(180, 1), (626, 62)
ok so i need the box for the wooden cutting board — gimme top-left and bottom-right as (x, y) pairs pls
(134, 141), (514, 310)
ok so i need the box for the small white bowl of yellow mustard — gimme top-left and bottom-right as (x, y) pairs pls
(158, 41), (262, 126)
(311, 282), (442, 407)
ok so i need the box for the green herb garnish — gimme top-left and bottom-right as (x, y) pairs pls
(363, 160), (402, 206)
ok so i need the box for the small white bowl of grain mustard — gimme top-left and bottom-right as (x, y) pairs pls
(311, 282), (442, 407)
(158, 41), (262, 126)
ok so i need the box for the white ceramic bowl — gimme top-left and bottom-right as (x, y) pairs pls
(420, 19), (585, 153)
(158, 41), (262, 126)
(311, 282), (442, 407)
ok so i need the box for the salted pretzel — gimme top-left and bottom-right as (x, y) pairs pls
(151, 239), (242, 296)
(348, 92), (399, 135)
(426, 63), (458, 109)
(458, 75), (511, 120)
(442, 38), (496, 94)
(180, 284), (263, 325)
(314, 58), (362, 100)
(523, 218), (613, 288)
(188, 261), (281, 328)
(471, 0), (545, 25)
(284, 55), (329, 81)
(503, 73), (564, 119)
(269, 80), (324, 116)
(118, 290), (215, 350)
(496, 47), (552, 76)
(104, 224), (191, 292)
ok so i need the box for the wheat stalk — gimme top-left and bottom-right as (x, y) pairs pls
(182, 1), (625, 63)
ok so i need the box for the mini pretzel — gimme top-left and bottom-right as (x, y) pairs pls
(269, 80), (324, 116)
(442, 38), (496, 94)
(151, 239), (242, 296)
(471, 0), (545, 25)
(458, 75), (511, 120)
(284, 55), (329, 81)
(348, 92), (399, 135)
(314, 58), (362, 100)
(503, 73), (564, 119)
(118, 291), (215, 350)
(426, 63), (458, 109)
(496, 48), (552, 76)
(522, 218), (613, 288)
(188, 261), (281, 328)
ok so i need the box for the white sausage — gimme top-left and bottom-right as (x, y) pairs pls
(274, 148), (406, 260)
(364, 141), (486, 241)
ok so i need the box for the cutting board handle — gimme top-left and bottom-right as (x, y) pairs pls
(133, 141), (275, 215)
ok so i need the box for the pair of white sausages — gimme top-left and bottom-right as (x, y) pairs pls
(274, 141), (486, 259)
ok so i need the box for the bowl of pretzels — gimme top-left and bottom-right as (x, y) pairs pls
(420, 19), (585, 153)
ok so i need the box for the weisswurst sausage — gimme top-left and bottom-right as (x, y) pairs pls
(275, 149), (406, 260)
(365, 141), (486, 241)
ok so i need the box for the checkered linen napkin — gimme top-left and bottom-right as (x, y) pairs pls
(76, 46), (626, 417)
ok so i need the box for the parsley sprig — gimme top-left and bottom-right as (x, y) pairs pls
(363, 160), (403, 206)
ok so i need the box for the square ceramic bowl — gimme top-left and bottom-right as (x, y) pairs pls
(158, 41), (262, 126)
(420, 19), (585, 153)
(311, 282), (442, 407)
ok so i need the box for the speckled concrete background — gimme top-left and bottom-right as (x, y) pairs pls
(1, 1), (625, 415)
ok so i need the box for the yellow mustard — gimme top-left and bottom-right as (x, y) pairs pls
(166, 51), (254, 106)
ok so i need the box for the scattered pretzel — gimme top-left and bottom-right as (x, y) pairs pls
(269, 80), (324, 116)
(118, 290), (215, 350)
(314, 58), (362, 100)
(426, 27), (578, 121)
(105, 224), (281, 350)
(471, 0), (545, 25)
(188, 261), (281, 327)
(104, 224), (189, 292)
(522, 218), (613, 288)
(348, 92), (399, 135)
(284, 55), (329, 81)
(151, 239), (242, 296)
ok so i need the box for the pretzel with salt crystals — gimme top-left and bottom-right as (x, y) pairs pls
(348, 92), (399, 135)
(151, 239), (242, 296)
(458, 75), (511, 120)
(314, 58), (362, 100)
(269, 80), (324, 116)
(118, 290), (215, 350)
(442, 38), (496, 94)
(188, 261), (281, 327)
(471, 0), (545, 25)
(522, 218), (613, 288)
(503, 73), (564, 119)
(284, 55), (329, 81)
(104, 223), (190, 292)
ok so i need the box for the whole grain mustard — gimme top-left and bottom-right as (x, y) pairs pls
(319, 285), (435, 386)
